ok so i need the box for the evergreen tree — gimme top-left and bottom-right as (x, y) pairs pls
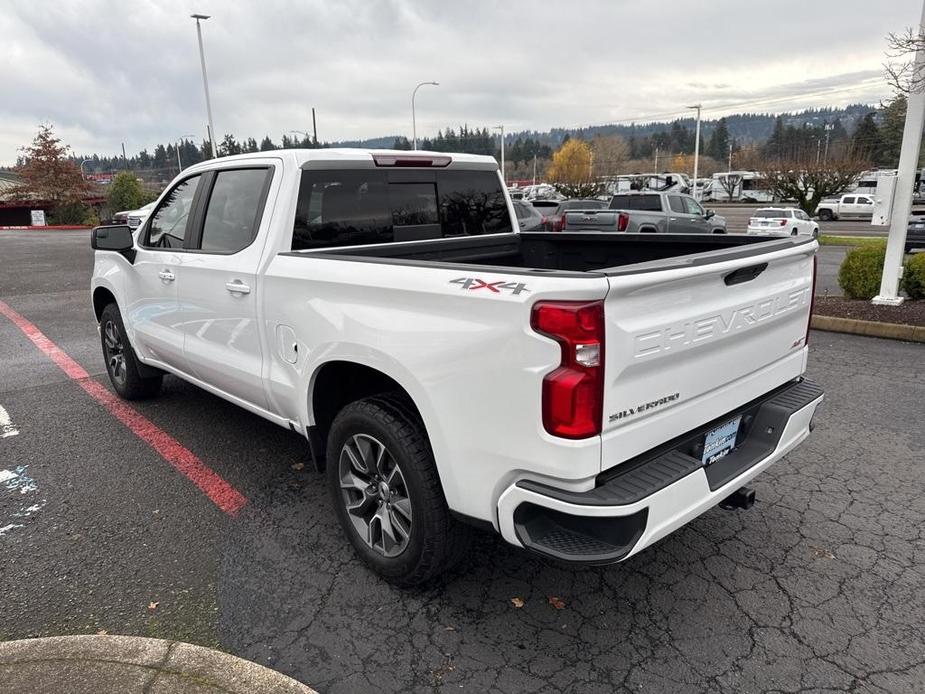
(707, 118), (730, 160)
(764, 116), (786, 159)
(851, 113), (882, 161)
(879, 96), (906, 166)
(259, 136), (276, 151)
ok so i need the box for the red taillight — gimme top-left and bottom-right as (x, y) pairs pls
(531, 301), (605, 439)
(617, 212), (629, 232)
(558, 215), (566, 231)
(805, 254), (817, 346)
(779, 219), (787, 226)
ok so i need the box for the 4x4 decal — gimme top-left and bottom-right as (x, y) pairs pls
(450, 277), (530, 295)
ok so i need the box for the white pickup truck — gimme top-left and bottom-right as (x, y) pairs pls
(90, 149), (823, 585)
(815, 193), (875, 221)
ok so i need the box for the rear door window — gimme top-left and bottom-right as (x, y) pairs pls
(198, 168), (272, 253)
(668, 195), (685, 213)
(842, 197), (856, 204)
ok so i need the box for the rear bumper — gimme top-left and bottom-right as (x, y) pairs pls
(496, 379), (824, 564)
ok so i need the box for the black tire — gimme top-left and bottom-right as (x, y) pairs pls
(712, 228), (726, 234)
(818, 208), (833, 221)
(326, 393), (471, 586)
(99, 303), (163, 400)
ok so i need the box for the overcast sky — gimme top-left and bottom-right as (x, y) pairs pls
(0, 0), (920, 165)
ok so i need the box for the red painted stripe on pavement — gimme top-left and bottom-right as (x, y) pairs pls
(0, 299), (247, 516)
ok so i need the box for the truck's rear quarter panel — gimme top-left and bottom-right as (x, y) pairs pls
(262, 254), (611, 521)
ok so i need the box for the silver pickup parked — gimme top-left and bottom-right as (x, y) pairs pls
(562, 191), (727, 234)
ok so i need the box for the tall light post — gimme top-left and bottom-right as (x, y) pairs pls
(176, 135), (194, 173)
(191, 14), (217, 158)
(823, 123), (834, 162)
(493, 124), (505, 183)
(687, 104), (702, 201)
(411, 81), (438, 150)
(874, 0), (925, 305)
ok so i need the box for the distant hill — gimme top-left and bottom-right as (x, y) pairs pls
(328, 104), (878, 149)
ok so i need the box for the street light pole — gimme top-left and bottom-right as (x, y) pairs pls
(411, 81), (438, 150)
(493, 124), (505, 183)
(874, 0), (925, 305)
(176, 135), (194, 173)
(687, 104), (702, 201)
(191, 14), (217, 159)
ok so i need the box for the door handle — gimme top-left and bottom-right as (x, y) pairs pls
(225, 280), (251, 295)
(158, 270), (175, 282)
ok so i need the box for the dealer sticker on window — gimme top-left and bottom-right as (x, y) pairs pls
(702, 416), (741, 466)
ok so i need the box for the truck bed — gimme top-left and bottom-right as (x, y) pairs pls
(294, 231), (810, 276)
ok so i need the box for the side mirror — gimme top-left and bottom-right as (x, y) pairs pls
(91, 225), (136, 263)
(704, 209), (715, 220)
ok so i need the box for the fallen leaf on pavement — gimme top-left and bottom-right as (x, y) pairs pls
(812, 547), (835, 560)
(548, 596), (566, 610)
(147, 602), (159, 611)
(510, 597), (525, 608)
(291, 462), (305, 471)
(97, 629), (108, 635)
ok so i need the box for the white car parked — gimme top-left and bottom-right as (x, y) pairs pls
(747, 208), (819, 237)
(127, 202), (156, 231)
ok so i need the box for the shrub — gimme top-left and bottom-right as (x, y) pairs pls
(48, 201), (91, 226)
(837, 241), (887, 299)
(902, 252), (925, 300)
(107, 171), (147, 212)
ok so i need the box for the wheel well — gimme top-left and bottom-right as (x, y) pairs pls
(638, 226), (657, 233)
(309, 361), (420, 470)
(92, 287), (117, 321)
(712, 228), (726, 234)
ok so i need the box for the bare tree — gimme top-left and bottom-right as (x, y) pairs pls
(758, 155), (870, 215)
(716, 173), (743, 201)
(885, 27), (925, 94)
(589, 134), (630, 178)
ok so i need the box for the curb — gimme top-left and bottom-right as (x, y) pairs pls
(811, 314), (925, 343)
(0, 225), (92, 231)
(0, 635), (316, 694)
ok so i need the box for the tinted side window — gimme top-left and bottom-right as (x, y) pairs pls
(635, 195), (662, 211)
(199, 169), (271, 253)
(293, 170), (392, 250)
(437, 170), (512, 237)
(668, 195), (685, 213)
(842, 197), (855, 204)
(144, 175), (201, 249)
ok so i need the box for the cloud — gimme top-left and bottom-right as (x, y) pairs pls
(0, 0), (914, 164)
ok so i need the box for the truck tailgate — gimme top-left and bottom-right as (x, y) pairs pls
(564, 209), (621, 231)
(599, 240), (815, 472)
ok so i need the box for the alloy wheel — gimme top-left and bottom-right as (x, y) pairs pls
(103, 320), (127, 387)
(338, 433), (412, 558)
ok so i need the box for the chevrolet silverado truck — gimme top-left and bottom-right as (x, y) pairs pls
(563, 191), (727, 234)
(90, 149), (823, 585)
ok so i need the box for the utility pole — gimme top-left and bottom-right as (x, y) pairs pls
(654, 145), (659, 171)
(532, 154), (537, 186)
(312, 107), (318, 146)
(121, 142), (127, 170)
(816, 138), (822, 165)
(727, 142), (733, 172)
(175, 135), (193, 173)
(494, 124), (505, 183)
(874, 0), (925, 305)
(687, 104), (702, 201)
(191, 14), (218, 158)
(823, 123), (834, 162)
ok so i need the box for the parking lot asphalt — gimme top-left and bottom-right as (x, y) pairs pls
(2, 229), (923, 693)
